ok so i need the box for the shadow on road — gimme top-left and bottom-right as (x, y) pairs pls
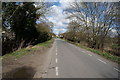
(2, 66), (36, 80)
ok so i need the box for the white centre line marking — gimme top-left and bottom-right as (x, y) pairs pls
(56, 58), (58, 63)
(88, 54), (92, 56)
(97, 59), (106, 64)
(114, 68), (120, 72)
(56, 67), (59, 76)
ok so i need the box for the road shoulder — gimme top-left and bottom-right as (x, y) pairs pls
(2, 39), (54, 78)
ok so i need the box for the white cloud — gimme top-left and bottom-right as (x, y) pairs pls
(59, 0), (76, 9)
(46, 4), (70, 34)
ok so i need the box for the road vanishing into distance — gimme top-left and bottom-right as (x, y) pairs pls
(46, 38), (119, 78)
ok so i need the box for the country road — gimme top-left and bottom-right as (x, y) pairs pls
(46, 38), (119, 78)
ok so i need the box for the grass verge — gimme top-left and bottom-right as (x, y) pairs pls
(1, 39), (54, 59)
(67, 40), (120, 63)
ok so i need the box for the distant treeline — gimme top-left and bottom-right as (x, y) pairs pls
(60, 2), (120, 56)
(2, 2), (53, 55)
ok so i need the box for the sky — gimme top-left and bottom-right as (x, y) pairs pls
(45, 1), (72, 35)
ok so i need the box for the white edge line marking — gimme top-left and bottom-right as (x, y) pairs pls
(56, 52), (58, 55)
(88, 54), (92, 56)
(114, 68), (120, 72)
(97, 59), (106, 64)
(56, 67), (59, 76)
(56, 58), (58, 63)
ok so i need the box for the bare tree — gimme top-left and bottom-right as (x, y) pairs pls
(64, 2), (116, 50)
